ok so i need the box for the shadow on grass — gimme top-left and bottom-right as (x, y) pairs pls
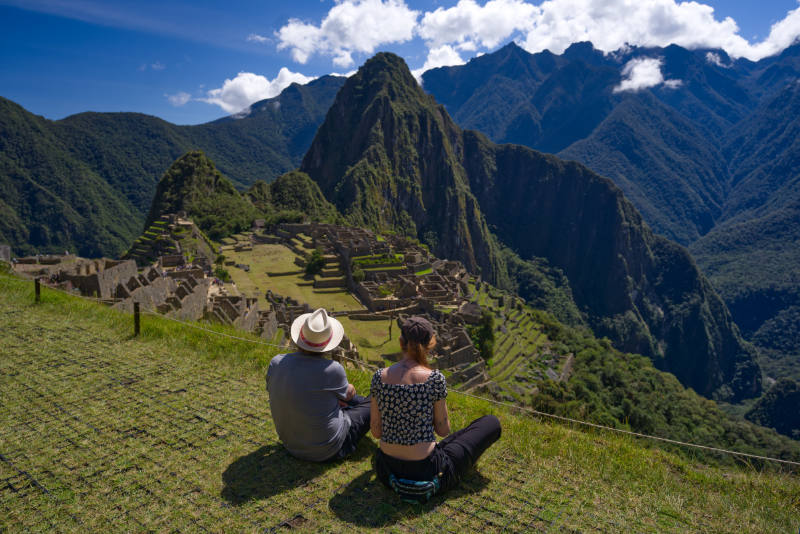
(328, 464), (490, 528)
(220, 440), (376, 505)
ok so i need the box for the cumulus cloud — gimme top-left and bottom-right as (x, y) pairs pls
(272, 0), (800, 76)
(614, 58), (664, 92)
(613, 57), (681, 92)
(166, 92), (192, 106)
(247, 33), (270, 44)
(201, 68), (315, 114)
(412, 45), (465, 82)
(517, 0), (800, 61)
(418, 0), (537, 50)
(276, 0), (419, 67)
(151, 61), (165, 71)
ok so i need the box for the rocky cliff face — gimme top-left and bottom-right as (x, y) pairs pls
(461, 132), (760, 399)
(301, 52), (761, 401)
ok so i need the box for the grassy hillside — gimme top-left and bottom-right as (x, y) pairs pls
(1, 271), (798, 532)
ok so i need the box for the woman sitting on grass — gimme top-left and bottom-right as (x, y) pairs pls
(370, 316), (501, 502)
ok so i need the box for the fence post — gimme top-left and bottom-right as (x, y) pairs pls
(134, 302), (140, 337)
(35, 278), (41, 304)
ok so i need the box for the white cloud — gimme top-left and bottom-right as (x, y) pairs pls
(412, 45), (465, 82)
(247, 33), (270, 44)
(166, 92), (192, 106)
(276, 0), (419, 67)
(705, 51), (727, 67)
(517, 0), (800, 61)
(151, 61), (165, 71)
(273, 0), (800, 76)
(201, 68), (315, 114)
(418, 0), (537, 50)
(613, 57), (681, 92)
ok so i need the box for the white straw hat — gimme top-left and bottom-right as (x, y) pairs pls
(290, 308), (344, 352)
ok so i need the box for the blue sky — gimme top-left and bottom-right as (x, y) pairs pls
(1, 0), (799, 125)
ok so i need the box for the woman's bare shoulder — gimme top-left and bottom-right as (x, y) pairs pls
(383, 363), (432, 385)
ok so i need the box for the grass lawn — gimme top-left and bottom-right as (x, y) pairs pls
(2, 273), (799, 532)
(337, 316), (402, 364)
(224, 244), (361, 312)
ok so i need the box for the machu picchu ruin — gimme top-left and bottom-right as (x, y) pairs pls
(9, 215), (574, 401)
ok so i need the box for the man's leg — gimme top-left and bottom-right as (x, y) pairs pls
(437, 415), (501, 486)
(334, 395), (371, 460)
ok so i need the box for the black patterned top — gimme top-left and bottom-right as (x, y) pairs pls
(370, 368), (448, 445)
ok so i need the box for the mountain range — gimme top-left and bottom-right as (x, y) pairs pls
(421, 41), (800, 382)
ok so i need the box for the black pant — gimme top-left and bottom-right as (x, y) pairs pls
(374, 415), (501, 493)
(332, 394), (372, 460)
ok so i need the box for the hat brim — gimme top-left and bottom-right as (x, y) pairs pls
(290, 312), (345, 352)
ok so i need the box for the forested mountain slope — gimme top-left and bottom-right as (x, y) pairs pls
(0, 76), (345, 257)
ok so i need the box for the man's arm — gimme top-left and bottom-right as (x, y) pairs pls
(328, 361), (354, 403)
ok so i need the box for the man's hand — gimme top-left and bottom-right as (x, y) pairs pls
(338, 383), (356, 406)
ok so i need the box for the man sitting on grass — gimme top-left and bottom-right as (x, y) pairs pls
(266, 308), (371, 461)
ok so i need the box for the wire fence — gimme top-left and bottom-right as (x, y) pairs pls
(28, 278), (800, 469)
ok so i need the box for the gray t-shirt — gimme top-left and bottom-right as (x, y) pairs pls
(266, 352), (351, 461)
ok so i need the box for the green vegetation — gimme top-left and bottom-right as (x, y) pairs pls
(414, 267), (433, 276)
(247, 170), (341, 226)
(214, 266), (232, 283)
(0, 97), (142, 257)
(305, 248), (326, 276)
(2, 272), (799, 532)
(745, 379), (800, 440)
(351, 253), (404, 266)
(146, 151), (258, 240)
(377, 283), (394, 297)
(352, 268), (365, 283)
(467, 310), (495, 361)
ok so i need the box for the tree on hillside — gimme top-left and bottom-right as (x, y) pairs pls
(469, 310), (495, 361)
(305, 249), (326, 277)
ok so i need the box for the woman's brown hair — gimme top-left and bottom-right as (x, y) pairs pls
(399, 335), (436, 368)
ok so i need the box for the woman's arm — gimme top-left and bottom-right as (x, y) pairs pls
(370, 396), (382, 439)
(433, 399), (450, 437)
